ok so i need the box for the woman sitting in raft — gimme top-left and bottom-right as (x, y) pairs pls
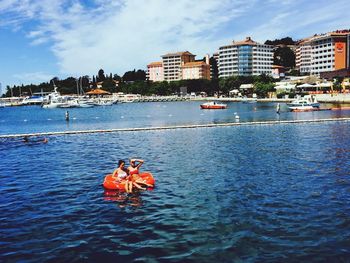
(128, 159), (154, 188)
(111, 160), (133, 193)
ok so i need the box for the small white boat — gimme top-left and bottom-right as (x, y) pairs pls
(287, 95), (320, 111)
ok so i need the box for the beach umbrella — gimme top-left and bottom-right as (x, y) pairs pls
(86, 88), (111, 96)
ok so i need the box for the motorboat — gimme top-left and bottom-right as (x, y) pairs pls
(287, 95), (320, 111)
(41, 86), (68, 108)
(200, 101), (227, 109)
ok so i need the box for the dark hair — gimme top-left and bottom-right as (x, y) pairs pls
(118, 160), (125, 167)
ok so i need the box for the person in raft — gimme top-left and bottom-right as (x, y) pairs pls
(111, 160), (132, 193)
(128, 158), (153, 188)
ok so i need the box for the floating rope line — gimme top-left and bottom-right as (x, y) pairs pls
(1, 117), (350, 139)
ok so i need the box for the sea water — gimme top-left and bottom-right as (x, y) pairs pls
(0, 102), (350, 262)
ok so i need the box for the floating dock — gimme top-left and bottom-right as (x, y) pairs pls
(1, 118), (350, 139)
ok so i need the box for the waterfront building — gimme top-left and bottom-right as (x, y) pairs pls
(295, 39), (312, 74)
(147, 62), (164, 82)
(161, 51), (195, 81)
(297, 30), (350, 76)
(218, 37), (273, 78)
(147, 51), (211, 82)
(182, 55), (210, 80)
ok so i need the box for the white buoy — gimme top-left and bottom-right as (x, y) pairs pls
(121, 116), (124, 119)
(235, 115), (240, 119)
(234, 112), (237, 115)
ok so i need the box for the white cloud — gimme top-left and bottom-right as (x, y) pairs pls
(1, 0), (350, 79)
(0, 0), (252, 76)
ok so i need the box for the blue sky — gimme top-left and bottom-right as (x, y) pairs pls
(0, 0), (349, 92)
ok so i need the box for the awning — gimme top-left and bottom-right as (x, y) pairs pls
(86, 88), (111, 95)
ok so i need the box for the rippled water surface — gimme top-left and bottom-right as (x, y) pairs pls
(1, 102), (350, 262)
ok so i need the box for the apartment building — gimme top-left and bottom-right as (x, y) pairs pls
(295, 39), (312, 74)
(148, 51), (211, 82)
(218, 37), (273, 78)
(182, 57), (210, 80)
(296, 30), (350, 76)
(147, 62), (164, 82)
(161, 51), (195, 81)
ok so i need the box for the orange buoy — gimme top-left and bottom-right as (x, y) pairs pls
(103, 172), (155, 191)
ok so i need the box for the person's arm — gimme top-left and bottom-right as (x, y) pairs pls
(136, 159), (144, 169)
(111, 169), (118, 178)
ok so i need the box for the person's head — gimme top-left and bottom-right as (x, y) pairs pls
(118, 160), (125, 168)
(130, 159), (137, 168)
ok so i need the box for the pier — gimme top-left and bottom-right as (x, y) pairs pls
(1, 117), (350, 139)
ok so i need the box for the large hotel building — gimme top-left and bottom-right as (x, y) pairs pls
(296, 30), (350, 76)
(147, 52), (210, 82)
(218, 37), (273, 78)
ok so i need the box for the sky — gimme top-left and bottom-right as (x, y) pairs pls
(0, 0), (349, 92)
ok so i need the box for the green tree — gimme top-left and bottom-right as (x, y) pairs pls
(254, 82), (275, 98)
(98, 69), (106, 82)
(274, 47), (296, 68)
(265, 37), (295, 46)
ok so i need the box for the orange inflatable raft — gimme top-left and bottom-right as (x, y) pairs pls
(103, 172), (155, 191)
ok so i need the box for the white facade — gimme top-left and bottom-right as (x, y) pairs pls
(252, 45), (274, 75)
(218, 37), (273, 78)
(310, 36), (335, 76)
(296, 44), (312, 74)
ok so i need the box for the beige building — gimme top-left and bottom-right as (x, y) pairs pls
(161, 51), (195, 81)
(147, 62), (164, 82)
(182, 61), (211, 80)
(148, 51), (210, 82)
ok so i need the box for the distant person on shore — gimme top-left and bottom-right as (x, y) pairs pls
(111, 160), (133, 193)
(276, 103), (280, 114)
(65, 111), (69, 121)
(128, 158), (153, 188)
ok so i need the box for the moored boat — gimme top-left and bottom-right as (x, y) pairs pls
(200, 101), (227, 109)
(287, 95), (320, 111)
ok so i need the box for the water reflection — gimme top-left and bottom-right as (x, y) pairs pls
(104, 190), (143, 208)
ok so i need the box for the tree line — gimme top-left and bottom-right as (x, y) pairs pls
(2, 69), (277, 98)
